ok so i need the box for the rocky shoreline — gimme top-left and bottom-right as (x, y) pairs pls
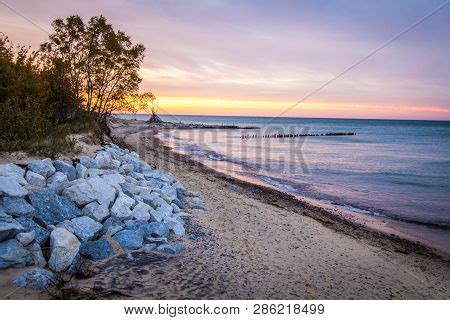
(0, 143), (207, 291)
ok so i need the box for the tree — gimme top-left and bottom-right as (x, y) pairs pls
(115, 91), (156, 116)
(40, 15), (146, 120)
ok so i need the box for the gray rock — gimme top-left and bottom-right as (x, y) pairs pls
(0, 216), (25, 242)
(54, 160), (77, 181)
(47, 172), (69, 194)
(139, 192), (162, 209)
(0, 163), (25, 179)
(79, 156), (98, 169)
(48, 228), (81, 272)
(144, 237), (167, 244)
(190, 198), (208, 211)
(95, 151), (114, 169)
(150, 206), (172, 222)
(27, 242), (47, 267)
(63, 176), (117, 207)
(15, 230), (35, 246)
(110, 193), (135, 220)
(3, 197), (35, 217)
(157, 243), (184, 254)
(75, 163), (88, 179)
(148, 221), (170, 238)
(82, 202), (110, 222)
(120, 163), (134, 174)
(161, 184), (177, 201)
(0, 176), (28, 197)
(124, 220), (153, 238)
(145, 177), (165, 189)
(101, 173), (126, 188)
(25, 171), (46, 188)
(112, 230), (143, 250)
(131, 201), (152, 221)
(55, 220), (75, 233)
(62, 181), (96, 206)
(15, 217), (49, 246)
(28, 158), (56, 178)
(171, 203), (181, 213)
(172, 198), (185, 209)
(87, 168), (106, 177)
(28, 188), (82, 226)
(0, 239), (33, 269)
(71, 216), (103, 242)
(102, 217), (124, 236)
(12, 268), (59, 291)
(80, 235), (120, 261)
(143, 243), (156, 252)
(164, 218), (186, 236)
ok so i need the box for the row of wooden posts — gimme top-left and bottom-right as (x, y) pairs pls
(239, 132), (356, 139)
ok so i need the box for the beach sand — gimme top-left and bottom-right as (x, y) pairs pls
(1, 120), (449, 299)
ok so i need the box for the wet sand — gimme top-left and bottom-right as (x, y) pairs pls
(1, 120), (449, 299)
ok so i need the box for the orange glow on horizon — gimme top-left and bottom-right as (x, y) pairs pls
(122, 96), (450, 121)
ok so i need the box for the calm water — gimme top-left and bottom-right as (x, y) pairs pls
(121, 114), (450, 249)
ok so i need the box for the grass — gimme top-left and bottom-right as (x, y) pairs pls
(0, 114), (102, 157)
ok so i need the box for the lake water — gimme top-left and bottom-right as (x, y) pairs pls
(119, 114), (450, 251)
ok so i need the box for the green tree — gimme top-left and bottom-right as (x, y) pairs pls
(40, 15), (146, 120)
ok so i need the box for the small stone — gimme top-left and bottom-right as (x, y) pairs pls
(79, 156), (98, 169)
(82, 202), (110, 222)
(190, 198), (208, 211)
(0, 239), (33, 269)
(171, 203), (181, 213)
(172, 198), (185, 209)
(28, 158), (56, 178)
(2, 197), (35, 217)
(112, 230), (143, 250)
(47, 172), (69, 194)
(148, 221), (170, 238)
(15, 217), (49, 246)
(48, 228), (81, 272)
(54, 160), (77, 181)
(164, 218), (185, 236)
(75, 163), (88, 179)
(25, 171), (46, 188)
(144, 237), (167, 244)
(27, 242), (47, 267)
(120, 163), (134, 174)
(71, 216), (103, 242)
(102, 217), (124, 236)
(0, 176), (28, 197)
(15, 230), (35, 246)
(157, 243), (184, 254)
(12, 268), (59, 291)
(62, 181), (97, 206)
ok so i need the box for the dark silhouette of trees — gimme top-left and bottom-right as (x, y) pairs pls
(40, 15), (146, 120)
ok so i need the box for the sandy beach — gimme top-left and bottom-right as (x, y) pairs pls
(1, 119), (449, 300)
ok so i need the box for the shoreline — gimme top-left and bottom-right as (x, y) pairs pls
(105, 119), (450, 298)
(116, 119), (450, 259)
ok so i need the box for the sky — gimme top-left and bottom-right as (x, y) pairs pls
(1, 0), (449, 120)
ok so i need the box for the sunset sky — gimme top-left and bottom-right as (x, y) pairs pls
(1, 0), (449, 120)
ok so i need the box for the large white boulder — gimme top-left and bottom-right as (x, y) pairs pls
(110, 193), (135, 221)
(48, 228), (81, 272)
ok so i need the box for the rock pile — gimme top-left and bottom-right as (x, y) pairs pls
(0, 144), (204, 290)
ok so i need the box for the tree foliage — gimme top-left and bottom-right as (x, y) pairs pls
(40, 15), (146, 118)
